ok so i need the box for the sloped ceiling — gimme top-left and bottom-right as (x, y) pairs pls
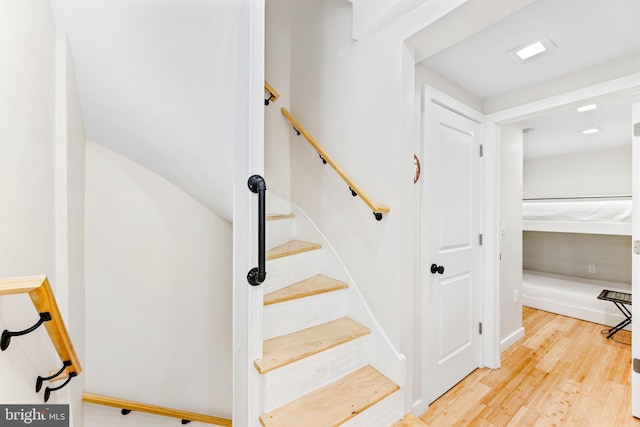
(50, 0), (242, 221)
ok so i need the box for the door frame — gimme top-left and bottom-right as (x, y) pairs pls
(417, 73), (640, 415)
(416, 86), (496, 415)
(232, 0), (265, 425)
(486, 72), (640, 416)
(632, 95), (640, 418)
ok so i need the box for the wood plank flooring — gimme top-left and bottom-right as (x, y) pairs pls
(420, 306), (639, 426)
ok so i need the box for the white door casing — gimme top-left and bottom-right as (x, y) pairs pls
(421, 88), (483, 406)
(232, 0), (265, 425)
(632, 98), (640, 418)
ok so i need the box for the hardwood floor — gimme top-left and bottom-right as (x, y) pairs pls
(419, 306), (639, 426)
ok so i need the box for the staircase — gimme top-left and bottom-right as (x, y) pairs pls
(255, 203), (403, 426)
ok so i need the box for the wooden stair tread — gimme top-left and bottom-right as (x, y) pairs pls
(259, 365), (399, 427)
(266, 239), (321, 260)
(267, 213), (294, 221)
(264, 274), (348, 305)
(254, 317), (369, 373)
(393, 413), (428, 427)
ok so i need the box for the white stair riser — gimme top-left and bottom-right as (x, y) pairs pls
(262, 336), (369, 412)
(266, 217), (294, 250)
(266, 193), (291, 215)
(264, 250), (323, 294)
(340, 389), (402, 427)
(264, 289), (348, 340)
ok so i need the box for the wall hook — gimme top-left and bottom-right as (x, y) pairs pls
(44, 372), (76, 403)
(1, 312), (51, 351)
(36, 360), (72, 392)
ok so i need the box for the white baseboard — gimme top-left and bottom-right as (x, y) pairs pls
(412, 399), (429, 418)
(500, 326), (525, 353)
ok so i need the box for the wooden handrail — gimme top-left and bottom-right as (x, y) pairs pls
(83, 393), (232, 426)
(281, 107), (390, 220)
(264, 81), (280, 105)
(0, 275), (81, 379)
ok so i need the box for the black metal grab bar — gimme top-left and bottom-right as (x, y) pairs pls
(247, 175), (267, 286)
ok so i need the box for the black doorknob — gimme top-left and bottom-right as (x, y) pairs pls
(430, 264), (445, 275)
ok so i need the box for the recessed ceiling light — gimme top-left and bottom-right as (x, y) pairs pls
(577, 104), (598, 113)
(507, 35), (556, 63)
(581, 128), (599, 135)
(516, 42), (546, 60)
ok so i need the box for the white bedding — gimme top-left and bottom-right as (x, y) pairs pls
(522, 199), (632, 223)
(522, 270), (632, 328)
(522, 199), (632, 235)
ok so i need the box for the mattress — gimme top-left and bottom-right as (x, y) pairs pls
(522, 270), (632, 328)
(522, 199), (632, 235)
(522, 199), (632, 223)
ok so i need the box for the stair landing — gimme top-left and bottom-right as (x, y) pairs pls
(259, 365), (399, 427)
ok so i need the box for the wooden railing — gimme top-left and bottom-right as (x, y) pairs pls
(281, 107), (390, 220)
(83, 393), (232, 426)
(264, 81), (280, 105)
(0, 275), (81, 400)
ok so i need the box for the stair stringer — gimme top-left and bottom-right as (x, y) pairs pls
(288, 201), (406, 415)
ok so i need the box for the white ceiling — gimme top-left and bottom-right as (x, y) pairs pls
(418, 0), (640, 159)
(521, 94), (633, 159)
(48, 0), (640, 176)
(421, 0), (640, 100)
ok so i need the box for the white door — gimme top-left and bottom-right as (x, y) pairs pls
(422, 93), (482, 405)
(632, 99), (640, 418)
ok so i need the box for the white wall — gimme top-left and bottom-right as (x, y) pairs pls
(0, 0), (55, 286)
(523, 145), (632, 199)
(282, 0), (469, 414)
(499, 123), (524, 351)
(84, 141), (232, 421)
(265, 0), (292, 203)
(415, 63), (483, 112)
(0, 0), (60, 404)
(289, 0), (407, 351)
(523, 231), (632, 284)
(54, 32), (87, 426)
(50, 0), (244, 221)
